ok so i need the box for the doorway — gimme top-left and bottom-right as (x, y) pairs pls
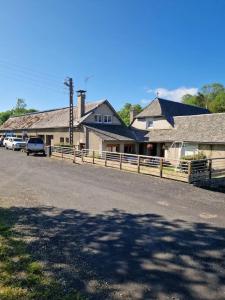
(46, 135), (54, 146)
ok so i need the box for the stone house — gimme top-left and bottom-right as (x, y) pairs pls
(131, 97), (225, 159)
(0, 91), (137, 153)
(144, 112), (225, 159)
(130, 97), (210, 157)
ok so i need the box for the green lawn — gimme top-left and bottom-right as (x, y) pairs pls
(0, 209), (85, 300)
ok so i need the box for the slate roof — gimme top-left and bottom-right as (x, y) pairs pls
(0, 101), (105, 130)
(146, 113), (225, 144)
(85, 124), (136, 141)
(136, 98), (209, 119)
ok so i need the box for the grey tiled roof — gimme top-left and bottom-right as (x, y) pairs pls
(136, 98), (209, 119)
(85, 124), (136, 141)
(0, 101), (105, 130)
(146, 113), (225, 143)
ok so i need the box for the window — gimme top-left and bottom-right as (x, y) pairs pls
(94, 114), (102, 123)
(28, 138), (44, 144)
(103, 115), (112, 123)
(106, 144), (120, 152)
(65, 137), (69, 144)
(147, 120), (153, 128)
(60, 137), (64, 144)
(124, 144), (135, 154)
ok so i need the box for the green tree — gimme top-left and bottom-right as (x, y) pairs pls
(209, 92), (225, 113)
(118, 103), (142, 126)
(182, 92), (207, 108)
(182, 83), (225, 112)
(0, 99), (38, 125)
(0, 111), (12, 125)
(13, 98), (27, 115)
(201, 83), (225, 99)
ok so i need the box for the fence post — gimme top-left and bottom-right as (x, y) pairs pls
(209, 159), (212, 180)
(137, 155), (140, 173)
(160, 158), (163, 178)
(188, 161), (192, 184)
(120, 153), (122, 170)
(81, 149), (84, 163)
(105, 152), (107, 167)
(61, 147), (63, 160)
(73, 147), (76, 164)
(93, 150), (95, 164)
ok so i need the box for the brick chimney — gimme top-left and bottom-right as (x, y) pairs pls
(77, 90), (86, 119)
(130, 107), (138, 124)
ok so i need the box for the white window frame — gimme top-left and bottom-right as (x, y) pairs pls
(94, 114), (102, 123)
(103, 115), (112, 124)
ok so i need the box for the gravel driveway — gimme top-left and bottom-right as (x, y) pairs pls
(0, 148), (225, 299)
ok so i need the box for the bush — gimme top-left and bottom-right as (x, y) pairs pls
(181, 151), (207, 161)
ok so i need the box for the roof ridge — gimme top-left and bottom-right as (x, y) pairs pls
(174, 112), (225, 119)
(157, 97), (209, 110)
(7, 100), (106, 119)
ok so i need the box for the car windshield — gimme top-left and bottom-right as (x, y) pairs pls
(13, 138), (23, 142)
(28, 138), (44, 144)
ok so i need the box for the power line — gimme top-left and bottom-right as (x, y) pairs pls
(0, 71), (68, 95)
(0, 59), (63, 82)
(0, 64), (65, 90)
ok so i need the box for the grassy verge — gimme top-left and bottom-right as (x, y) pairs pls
(0, 209), (85, 300)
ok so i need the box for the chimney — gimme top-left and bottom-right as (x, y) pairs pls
(77, 90), (86, 119)
(130, 106), (138, 124)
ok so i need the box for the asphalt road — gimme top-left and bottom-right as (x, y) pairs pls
(0, 148), (225, 300)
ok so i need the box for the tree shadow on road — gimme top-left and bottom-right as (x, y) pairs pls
(0, 206), (225, 300)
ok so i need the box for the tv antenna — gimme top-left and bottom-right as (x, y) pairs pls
(84, 75), (94, 90)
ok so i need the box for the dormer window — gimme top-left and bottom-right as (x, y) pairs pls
(94, 114), (102, 123)
(103, 115), (112, 123)
(147, 120), (153, 128)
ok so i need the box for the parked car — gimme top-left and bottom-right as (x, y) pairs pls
(26, 137), (45, 156)
(5, 137), (26, 151)
(3, 137), (9, 147)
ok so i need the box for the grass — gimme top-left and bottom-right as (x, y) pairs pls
(0, 209), (86, 300)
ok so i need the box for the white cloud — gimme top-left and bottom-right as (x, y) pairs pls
(146, 87), (198, 102)
(140, 98), (150, 105)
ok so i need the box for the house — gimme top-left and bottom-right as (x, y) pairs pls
(144, 112), (225, 159)
(130, 97), (209, 157)
(0, 91), (137, 153)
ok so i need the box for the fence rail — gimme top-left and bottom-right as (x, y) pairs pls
(51, 146), (193, 182)
(50, 146), (225, 183)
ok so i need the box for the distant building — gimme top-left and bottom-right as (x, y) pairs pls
(0, 91), (137, 153)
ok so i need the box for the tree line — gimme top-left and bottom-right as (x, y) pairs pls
(182, 83), (225, 112)
(0, 99), (37, 125)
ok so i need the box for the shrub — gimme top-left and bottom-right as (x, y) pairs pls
(181, 151), (207, 161)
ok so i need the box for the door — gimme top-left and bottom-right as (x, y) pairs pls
(46, 135), (53, 146)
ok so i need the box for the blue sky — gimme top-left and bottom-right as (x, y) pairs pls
(0, 0), (225, 111)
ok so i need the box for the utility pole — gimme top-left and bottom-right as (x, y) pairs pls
(64, 77), (74, 145)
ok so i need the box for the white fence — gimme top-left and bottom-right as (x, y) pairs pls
(51, 146), (192, 182)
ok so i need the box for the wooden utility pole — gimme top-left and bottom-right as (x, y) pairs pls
(64, 78), (74, 145)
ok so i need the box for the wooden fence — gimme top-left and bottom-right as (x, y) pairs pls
(190, 157), (225, 182)
(50, 146), (192, 182)
(50, 146), (225, 183)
